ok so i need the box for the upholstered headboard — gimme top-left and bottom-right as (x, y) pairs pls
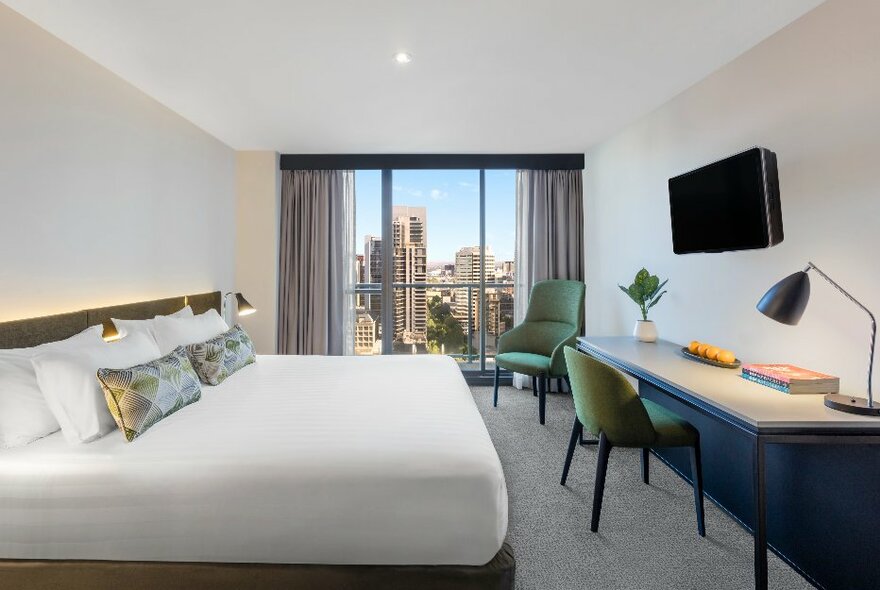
(0, 291), (222, 349)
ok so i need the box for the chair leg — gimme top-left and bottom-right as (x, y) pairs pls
(557, 377), (564, 393)
(560, 415), (582, 485)
(537, 374), (547, 425)
(492, 365), (500, 408)
(564, 375), (571, 393)
(579, 433), (599, 445)
(690, 439), (706, 537)
(591, 432), (612, 533)
(641, 448), (650, 485)
(531, 376), (537, 397)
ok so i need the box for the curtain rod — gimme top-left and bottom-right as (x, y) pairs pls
(279, 153), (585, 171)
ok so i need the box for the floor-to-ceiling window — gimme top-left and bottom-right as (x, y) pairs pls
(279, 152), (582, 382)
(353, 168), (516, 382)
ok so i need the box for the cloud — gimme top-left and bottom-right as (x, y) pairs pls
(392, 185), (447, 201)
(457, 181), (478, 192)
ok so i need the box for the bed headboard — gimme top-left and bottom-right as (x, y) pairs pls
(0, 291), (222, 349)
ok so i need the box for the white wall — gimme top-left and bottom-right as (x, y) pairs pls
(0, 4), (235, 322)
(234, 152), (280, 353)
(584, 0), (880, 396)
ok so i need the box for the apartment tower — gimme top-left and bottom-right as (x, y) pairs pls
(391, 206), (428, 344)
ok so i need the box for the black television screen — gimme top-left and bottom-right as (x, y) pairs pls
(668, 147), (782, 254)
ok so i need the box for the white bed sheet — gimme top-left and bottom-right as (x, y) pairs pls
(0, 355), (507, 566)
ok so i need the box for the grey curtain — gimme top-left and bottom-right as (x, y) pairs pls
(512, 169), (584, 387)
(514, 169), (584, 287)
(277, 170), (355, 355)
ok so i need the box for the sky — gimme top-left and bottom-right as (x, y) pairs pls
(355, 169), (516, 263)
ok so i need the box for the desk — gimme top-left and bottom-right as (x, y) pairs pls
(577, 337), (880, 590)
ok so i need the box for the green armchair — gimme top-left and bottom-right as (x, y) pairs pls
(493, 279), (585, 424)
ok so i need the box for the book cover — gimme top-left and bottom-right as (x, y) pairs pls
(741, 372), (790, 393)
(741, 364), (839, 394)
(741, 364), (838, 384)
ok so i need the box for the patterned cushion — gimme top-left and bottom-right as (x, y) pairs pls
(186, 325), (256, 386)
(96, 346), (201, 442)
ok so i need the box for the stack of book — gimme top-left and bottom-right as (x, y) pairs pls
(741, 364), (840, 394)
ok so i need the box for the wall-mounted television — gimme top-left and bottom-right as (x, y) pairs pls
(668, 147), (783, 254)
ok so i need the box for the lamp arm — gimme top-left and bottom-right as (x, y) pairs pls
(805, 262), (876, 405)
(222, 291), (234, 324)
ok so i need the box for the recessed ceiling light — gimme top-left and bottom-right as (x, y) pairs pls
(393, 52), (413, 64)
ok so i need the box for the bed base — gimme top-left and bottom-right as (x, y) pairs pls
(0, 543), (514, 590)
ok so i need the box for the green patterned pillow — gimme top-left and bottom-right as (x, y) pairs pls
(96, 346), (201, 442)
(186, 325), (256, 386)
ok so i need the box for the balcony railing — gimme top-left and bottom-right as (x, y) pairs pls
(353, 282), (514, 373)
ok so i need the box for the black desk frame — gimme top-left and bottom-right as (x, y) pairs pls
(578, 340), (880, 590)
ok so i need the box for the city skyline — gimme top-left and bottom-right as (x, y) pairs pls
(354, 202), (514, 358)
(354, 169), (516, 263)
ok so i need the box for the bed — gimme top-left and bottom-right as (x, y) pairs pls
(0, 293), (515, 589)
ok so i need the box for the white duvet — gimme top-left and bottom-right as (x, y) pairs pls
(0, 355), (508, 565)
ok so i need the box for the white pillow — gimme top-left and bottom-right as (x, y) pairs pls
(152, 308), (229, 355)
(32, 332), (161, 444)
(0, 325), (104, 448)
(112, 305), (193, 340)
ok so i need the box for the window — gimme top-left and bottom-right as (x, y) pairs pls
(353, 169), (516, 382)
(353, 171), (382, 355)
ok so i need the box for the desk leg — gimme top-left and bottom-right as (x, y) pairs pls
(754, 436), (768, 590)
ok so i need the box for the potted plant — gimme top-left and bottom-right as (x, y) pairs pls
(619, 268), (668, 342)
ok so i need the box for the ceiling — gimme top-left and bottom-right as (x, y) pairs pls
(2, 0), (824, 153)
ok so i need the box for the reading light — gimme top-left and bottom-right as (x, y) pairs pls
(393, 51), (412, 64)
(223, 292), (257, 324)
(102, 322), (121, 342)
(757, 262), (877, 415)
(236, 293), (257, 316)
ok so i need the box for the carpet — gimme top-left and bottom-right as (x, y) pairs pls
(471, 385), (812, 590)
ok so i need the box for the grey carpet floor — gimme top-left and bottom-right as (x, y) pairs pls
(471, 385), (812, 590)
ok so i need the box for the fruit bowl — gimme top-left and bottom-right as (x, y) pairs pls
(680, 347), (741, 369)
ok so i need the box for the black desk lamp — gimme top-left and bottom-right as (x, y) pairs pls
(757, 262), (878, 415)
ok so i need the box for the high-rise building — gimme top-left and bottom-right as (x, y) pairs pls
(453, 246), (496, 334)
(355, 254), (365, 308)
(364, 235), (382, 319)
(354, 310), (378, 355)
(392, 206), (427, 344)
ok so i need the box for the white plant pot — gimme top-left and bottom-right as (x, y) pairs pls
(633, 320), (658, 343)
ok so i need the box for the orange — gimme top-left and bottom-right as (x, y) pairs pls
(717, 350), (736, 364)
(697, 343), (711, 357)
(706, 346), (721, 360)
(688, 341), (701, 354)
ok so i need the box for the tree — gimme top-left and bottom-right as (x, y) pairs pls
(427, 296), (466, 355)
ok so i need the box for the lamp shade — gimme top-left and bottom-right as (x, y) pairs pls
(756, 271), (810, 325)
(235, 293), (256, 316)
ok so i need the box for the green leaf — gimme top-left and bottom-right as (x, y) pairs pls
(627, 285), (643, 304)
(620, 284), (641, 306)
(647, 291), (667, 309)
(644, 275), (659, 297)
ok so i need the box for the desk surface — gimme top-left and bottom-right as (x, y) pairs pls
(578, 337), (880, 431)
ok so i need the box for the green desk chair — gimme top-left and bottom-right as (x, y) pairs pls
(493, 279), (585, 424)
(560, 347), (706, 536)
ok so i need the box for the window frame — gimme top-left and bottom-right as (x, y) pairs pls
(282, 154), (584, 384)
